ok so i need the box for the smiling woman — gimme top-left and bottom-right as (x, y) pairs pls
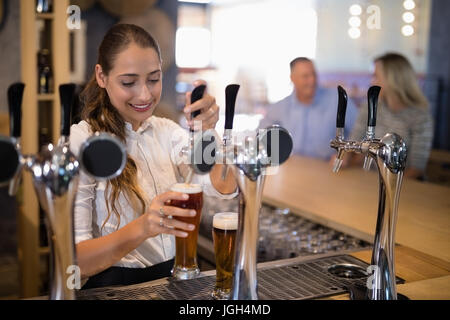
(70, 23), (237, 289)
(94, 43), (163, 130)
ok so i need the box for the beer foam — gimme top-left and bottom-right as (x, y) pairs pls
(213, 212), (238, 230)
(170, 183), (202, 194)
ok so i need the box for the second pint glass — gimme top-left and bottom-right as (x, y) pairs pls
(212, 212), (238, 299)
(168, 183), (203, 280)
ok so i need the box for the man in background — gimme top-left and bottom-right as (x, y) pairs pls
(260, 57), (358, 161)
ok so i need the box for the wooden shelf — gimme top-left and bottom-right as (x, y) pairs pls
(38, 247), (50, 255)
(20, 0), (70, 298)
(37, 93), (55, 101)
(36, 12), (54, 20)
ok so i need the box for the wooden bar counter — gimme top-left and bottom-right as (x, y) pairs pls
(263, 155), (450, 299)
(263, 155), (450, 263)
(31, 156), (450, 300)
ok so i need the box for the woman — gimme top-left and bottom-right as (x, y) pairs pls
(69, 24), (237, 289)
(349, 53), (434, 179)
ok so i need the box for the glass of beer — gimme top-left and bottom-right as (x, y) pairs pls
(168, 183), (203, 280)
(212, 212), (238, 299)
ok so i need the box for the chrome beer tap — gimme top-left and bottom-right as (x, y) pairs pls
(179, 84), (218, 182)
(229, 126), (293, 300)
(4, 83), (25, 195)
(221, 84), (240, 179)
(362, 86), (381, 171)
(28, 84), (81, 300)
(0, 82), (127, 299)
(330, 85), (407, 300)
(177, 84), (294, 299)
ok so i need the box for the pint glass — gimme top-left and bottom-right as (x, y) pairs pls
(169, 183), (203, 280)
(212, 212), (238, 299)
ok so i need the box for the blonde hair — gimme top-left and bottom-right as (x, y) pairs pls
(375, 53), (429, 109)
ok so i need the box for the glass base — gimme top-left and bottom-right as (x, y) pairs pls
(171, 265), (200, 280)
(211, 288), (231, 300)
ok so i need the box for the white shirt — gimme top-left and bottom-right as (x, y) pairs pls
(69, 116), (237, 268)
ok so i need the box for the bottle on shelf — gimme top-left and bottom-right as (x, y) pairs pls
(36, 0), (53, 13)
(37, 49), (53, 94)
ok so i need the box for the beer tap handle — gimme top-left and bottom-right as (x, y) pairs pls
(363, 85), (381, 170)
(332, 86), (348, 173)
(189, 84), (206, 133)
(222, 84), (240, 179)
(336, 85), (348, 137)
(8, 83), (25, 140)
(367, 85), (381, 128)
(59, 83), (76, 143)
(7, 83), (25, 195)
(224, 84), (239, 131)
(185, 84), (214, 182)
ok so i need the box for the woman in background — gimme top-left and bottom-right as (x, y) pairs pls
(349, 52), (434, 179)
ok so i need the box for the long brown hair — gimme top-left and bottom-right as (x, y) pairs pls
(80, 24), (161, 230)
(375, 53), (429, 109)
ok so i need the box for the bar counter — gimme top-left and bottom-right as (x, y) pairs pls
(33, 156), (450, 300)
(263, 155), (450, 263)
(262, 155), (450, 299)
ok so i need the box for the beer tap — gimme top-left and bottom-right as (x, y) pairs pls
(29, 84), (80, 300)
(6, 83), (25, 195)
(180, 84), (217, 182)
(0, 82), (127, 299)
(229, 126), (293, 300)
(330, 85), (407, 300)
(221, 84), (239, 179)
(175, 83), (294, 299)
(331, 85), (348, 173)
(362, 86), (381, 171)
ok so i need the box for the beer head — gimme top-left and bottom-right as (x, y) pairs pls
(213, 212), (238, 231)
(170, 183), (202, 194)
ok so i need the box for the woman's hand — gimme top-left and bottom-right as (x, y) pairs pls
(183, 80), (219, 131)
(142, 191), (197, 238)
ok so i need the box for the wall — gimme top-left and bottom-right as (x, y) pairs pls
(0, 0), (21, 113)
(81, 0), (178, 112)
(315, 0), (431, 73)
(426, 0), (450, 149)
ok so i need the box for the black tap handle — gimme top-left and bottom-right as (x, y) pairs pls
(7, 83), (25, 138)
(59, 83), (76, 137)
(190, 84), (206, 132)
(225, 84), (240, 130)
(336, 85), (348, 129)
(367, 86), (381, 127)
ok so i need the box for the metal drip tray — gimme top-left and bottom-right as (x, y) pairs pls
(76, 254), (404, 300)
(327, 263), (369, 279)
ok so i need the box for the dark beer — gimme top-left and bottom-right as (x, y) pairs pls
(212, 212), (238, 299)
(168, 183), (203, 279)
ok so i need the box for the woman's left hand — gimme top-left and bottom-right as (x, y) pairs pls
(183, 81), (219, 131)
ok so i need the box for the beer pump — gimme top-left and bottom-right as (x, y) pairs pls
(180, 84), (294, 299)
(179, 84), (217, 182)
(0, 82), (127, 299)
(220, 84), (240, 180)
(330, 85), (407, 300)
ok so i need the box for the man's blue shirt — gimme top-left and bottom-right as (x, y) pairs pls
(260, 87), (358, 160)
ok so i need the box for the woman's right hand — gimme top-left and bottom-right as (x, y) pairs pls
(141, 191), (197, 239)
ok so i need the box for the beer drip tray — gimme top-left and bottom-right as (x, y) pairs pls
(327, 263), (368, 279)
(76, 254), (404, 300)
